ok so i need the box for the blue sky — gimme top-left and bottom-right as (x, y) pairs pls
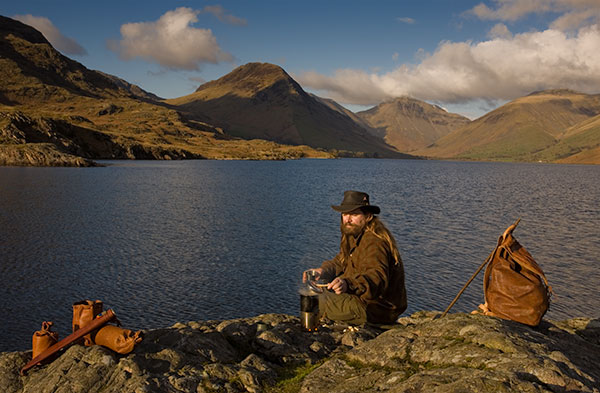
(4, 0), (600, 119)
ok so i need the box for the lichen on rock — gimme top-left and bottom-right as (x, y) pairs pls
(1, 312), (598, 393)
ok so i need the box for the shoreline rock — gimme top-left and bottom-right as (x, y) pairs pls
(0, 143), (99, 167)
(1, 312), (598, 392)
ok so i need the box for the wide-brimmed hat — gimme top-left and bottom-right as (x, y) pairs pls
(331, 190), (380, 214)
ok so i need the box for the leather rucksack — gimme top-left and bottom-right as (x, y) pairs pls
(481, 219), (552, 326)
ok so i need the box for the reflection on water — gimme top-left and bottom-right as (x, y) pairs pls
(0, 159), (598, 351)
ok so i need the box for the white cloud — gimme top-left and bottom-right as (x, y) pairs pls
(468, 0), (552, 21)
(467, 0), (600, 30)
(397, 17), (415, 24)
(13, 14), (87, 55)
(297, 69), (388, 105)
(190, 76), (207, 84)
(109, 7), (233, 70)
(550, 7), (600, 30)
(296, 25), (600, 106)
(488, 23), (512, 39)
(201, 5), (247, 26)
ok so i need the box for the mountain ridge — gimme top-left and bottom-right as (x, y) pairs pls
(415, 89), (600, 163)
(0, 16), (335, 164)
(357, 97), (471, 152)
(168, 62), (410, 158)
(1, 15), (599, 165)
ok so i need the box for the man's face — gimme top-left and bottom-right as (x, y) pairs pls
(340, 209), (372, 236)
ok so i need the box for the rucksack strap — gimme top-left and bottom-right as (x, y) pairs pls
(498, 241), (552, 292)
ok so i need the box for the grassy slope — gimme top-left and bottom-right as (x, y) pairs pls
(415, 90), (600, 163)
(0, 26), (331, 161)
(533, 114), (600, 164)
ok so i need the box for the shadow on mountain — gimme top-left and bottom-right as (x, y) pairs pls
(176, 92), (414, 159)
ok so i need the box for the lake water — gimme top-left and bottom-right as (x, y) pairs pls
(1, 158), (598, 352)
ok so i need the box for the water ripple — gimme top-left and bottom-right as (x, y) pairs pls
(0, 159), (598, 351)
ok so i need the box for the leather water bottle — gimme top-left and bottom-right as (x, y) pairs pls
(72, 300), (103, 345)
(32, 321), (58, 358)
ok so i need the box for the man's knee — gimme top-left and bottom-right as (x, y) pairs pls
(319, 292), (367, 324)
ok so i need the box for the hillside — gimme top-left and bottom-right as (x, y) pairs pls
(0, 16), (331, 164)
(310, 93), (381, 136)
(167, 63), (410, 158)
(357, 97), (471, 152)
(416, 89), (600, 162)
(534, 113), (600, 164)
(3, 14), (599, 165)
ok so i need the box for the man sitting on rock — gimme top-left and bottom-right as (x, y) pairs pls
(304, 190), (407, 325)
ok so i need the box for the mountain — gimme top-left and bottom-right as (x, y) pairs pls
(416, 89), (600, 162)
(3, 15), (599, 165)
(533, 113), (600, 164)
(0, 16), (138, 104)
(0, 16), (331, 164)
(309, 93), (379, 135)
(96, 71), (163, 102)
(357, 97), (471, 152)
(167, 63), (409, 158)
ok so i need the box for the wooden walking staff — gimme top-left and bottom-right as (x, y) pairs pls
(20, 309), (117, 375)
(440, 250), (495, 318)
(440, 218), (521, 318)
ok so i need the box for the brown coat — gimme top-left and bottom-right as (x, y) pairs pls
(320, 230), (407, 324)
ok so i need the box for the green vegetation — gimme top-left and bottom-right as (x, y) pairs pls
(457, 126), (556, 161)
(532, 121), (600, 163)
(264, 361), (324, 393)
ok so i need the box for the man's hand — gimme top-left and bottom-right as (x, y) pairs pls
(303, 268), (323, 283)
(327, 277), (347, 294)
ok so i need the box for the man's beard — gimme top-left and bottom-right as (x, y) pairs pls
(340, 222), (365, 236)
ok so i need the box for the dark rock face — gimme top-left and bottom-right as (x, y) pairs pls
(0, 111), (205, 165)
(0, 143), (98, 167)
(1, 312), (598, 392)
(97, 104), (124, 116)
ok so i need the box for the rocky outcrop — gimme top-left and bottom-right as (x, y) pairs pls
(0, 111), (206, 165)
(303, 312), (600, 393)
(1, 312), (598, 393)
(0, 143), (97, 167)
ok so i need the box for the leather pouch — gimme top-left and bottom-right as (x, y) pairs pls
(32, 321), (59, 359)
(72, 300), (103, 345)
(92, 325), (142, 354)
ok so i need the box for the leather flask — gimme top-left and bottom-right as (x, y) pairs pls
(72, 300), (103, 345)
(32, 321), (59, 359)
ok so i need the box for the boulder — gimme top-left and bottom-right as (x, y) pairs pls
(0, 312), (598, 392)
(301, 312), (600, 393)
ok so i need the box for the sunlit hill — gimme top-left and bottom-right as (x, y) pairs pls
(1, 15), (599, 166)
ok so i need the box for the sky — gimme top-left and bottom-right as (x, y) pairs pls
(4, 0), (600, 119)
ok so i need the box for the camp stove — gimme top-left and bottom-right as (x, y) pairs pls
(300, 292), (319, 331)
(300, 271), (325, 331)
